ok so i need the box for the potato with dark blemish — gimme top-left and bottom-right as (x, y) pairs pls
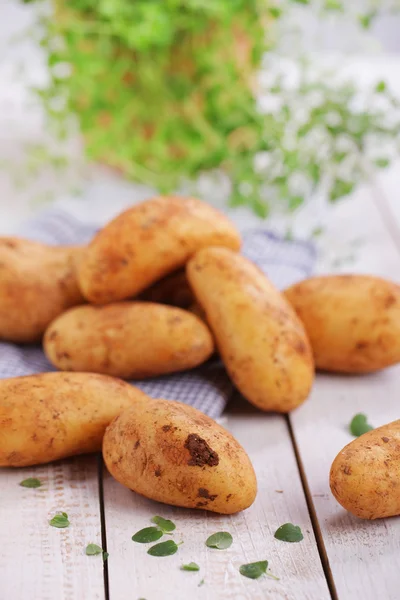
(330, 420), (400, 519)
(77, 195), (241, 304)
(0, 237), (84, 343)
(0, 372), (149, 467)
(102, 398), (257, 514)
(186, 247), (314, 413)
(44, 302), (214, 379)
(285, 275), (400, 373)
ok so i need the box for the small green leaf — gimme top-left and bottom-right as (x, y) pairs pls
(324, 0), (343, 11)
(329, 179), (355, 202)
(19, 478), (42, 488)
(198, 578), (205, 587)
(132, 527), (163, 544)
(205, 532), (233, 550)
(181, 562), (200, 572)
(375, 80), (387, 93)
(49, 512), (70, 528)
(349, 414), (374, 437)
(86, 544), (103, 556)
(147, 540), (180, 557)
(311, 226), (324, 238)
(151, 516), (176, 533)
(103, 552), (109, 561)
(239, 561), (268, 579)
(274, 523), (303, 543)
(268, 7), (282, 18)
(288, 196), (303, 212)
(359, 11), (376, 29)
(374, 158), (390, 169)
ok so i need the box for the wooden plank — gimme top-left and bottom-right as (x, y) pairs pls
(103, 399), (331, 600)
(289, 185), (400, 600)
(0, 456), (105, 600)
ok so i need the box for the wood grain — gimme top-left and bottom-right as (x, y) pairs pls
(103, 399), (330, 600)
(290, 186), (400, 600)
(0, 456), (105, 600)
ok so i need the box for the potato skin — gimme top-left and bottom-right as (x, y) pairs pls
(330, 421), (400, 519)
(186, 247), (314, 412)
(44, 302), (214, 379)
(285, 275), (400, 373)
(0, 237), (84, 343)
(140, 269), (194, 309)
(103, 399), (257, 514)
(77, 196), (241, 304)
(0, 372), (149, 467)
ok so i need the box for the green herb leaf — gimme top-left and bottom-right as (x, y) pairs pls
(274, 523), (304, 543)
(268, 7), (282, 19)
(132, 527), (164, 544)
(359, 11), (377, 29)
(49, 512), (70, 528)
(181, 562), (200, 572)
(198, 578), (205, 587)
(324, 0), (343, 11)
(374, 158), (390, 169)
(349, 413), (374, 437)
(329, 179), (355, 202)
(375, 80), (387, 93)
(205, 532), (233, 550)
(311, 226), (324, 238)
(103, 552), (109, 561)
(150, 516), (176, 533)
(147, 540), (180, 557)
(86, 544), (103, 556)
(19, 478), (42, 488)
(239, 561), (268, 579)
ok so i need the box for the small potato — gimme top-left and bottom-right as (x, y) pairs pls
(285, 275), (400, 373)
(0, 372), (149, 467)
(77, 196), (241, 304)
(44, 302), (214, 379)
(103, 398), (257, 514)
(140, 269), (194, 309)
(330, 420), (400, 519)
(0, 237), (84, 343)
(186, 247), (314, 413)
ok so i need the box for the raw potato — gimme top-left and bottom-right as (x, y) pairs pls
(330, 420), (400, 519)
(0, 372), (149, 467)
(140, 269), (194, 309)
(103, 398), (257, 514)
(0, 237), (83, 343)
(44, 302), (214, 379)
(77, 195), (241, 303)
(285, 275), (400, 373)
(186, 247), (314, 412)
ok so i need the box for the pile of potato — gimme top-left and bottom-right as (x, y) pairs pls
(1, 195), (400, 518)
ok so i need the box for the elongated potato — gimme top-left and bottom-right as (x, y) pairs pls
(0, 237), (84, 343)
(186, 247), (314, 412)
(0, 373), (149, 467)
(103, 398), (257, 514)
(285, 275), (400, 373)
(77, 196), (241, 304)
(44, 302), (214, 379)
(140, 269), (194, 309)
(330, 420), (400, 519)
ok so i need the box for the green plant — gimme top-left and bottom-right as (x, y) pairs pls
(19, 0), (400, 215)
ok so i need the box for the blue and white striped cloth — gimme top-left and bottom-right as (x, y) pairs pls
(0, 209), (315, 418)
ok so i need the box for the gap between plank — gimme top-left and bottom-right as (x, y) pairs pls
(285, 416), (339, 600)
(97, 455), (110, 600)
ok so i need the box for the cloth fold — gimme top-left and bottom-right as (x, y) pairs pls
(0, 209), (315, 418)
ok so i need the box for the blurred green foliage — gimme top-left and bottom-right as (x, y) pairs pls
(21, 0), (400, 215)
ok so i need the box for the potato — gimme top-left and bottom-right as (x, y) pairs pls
(186, 247), (314, 413)
(44, 302), (214, 379)
(140, 269), (194, 309)
(0, 372), (149, 467)
(103, 398), (257, 514)
(330, 420), (400, 519)
(285, 275), (400, 373)
(77, 196), (241, 304)
(0, 237), (83, 343)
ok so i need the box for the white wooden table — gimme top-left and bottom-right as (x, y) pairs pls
(1, 174), (400, 600)
(0, 11), (400, 595)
